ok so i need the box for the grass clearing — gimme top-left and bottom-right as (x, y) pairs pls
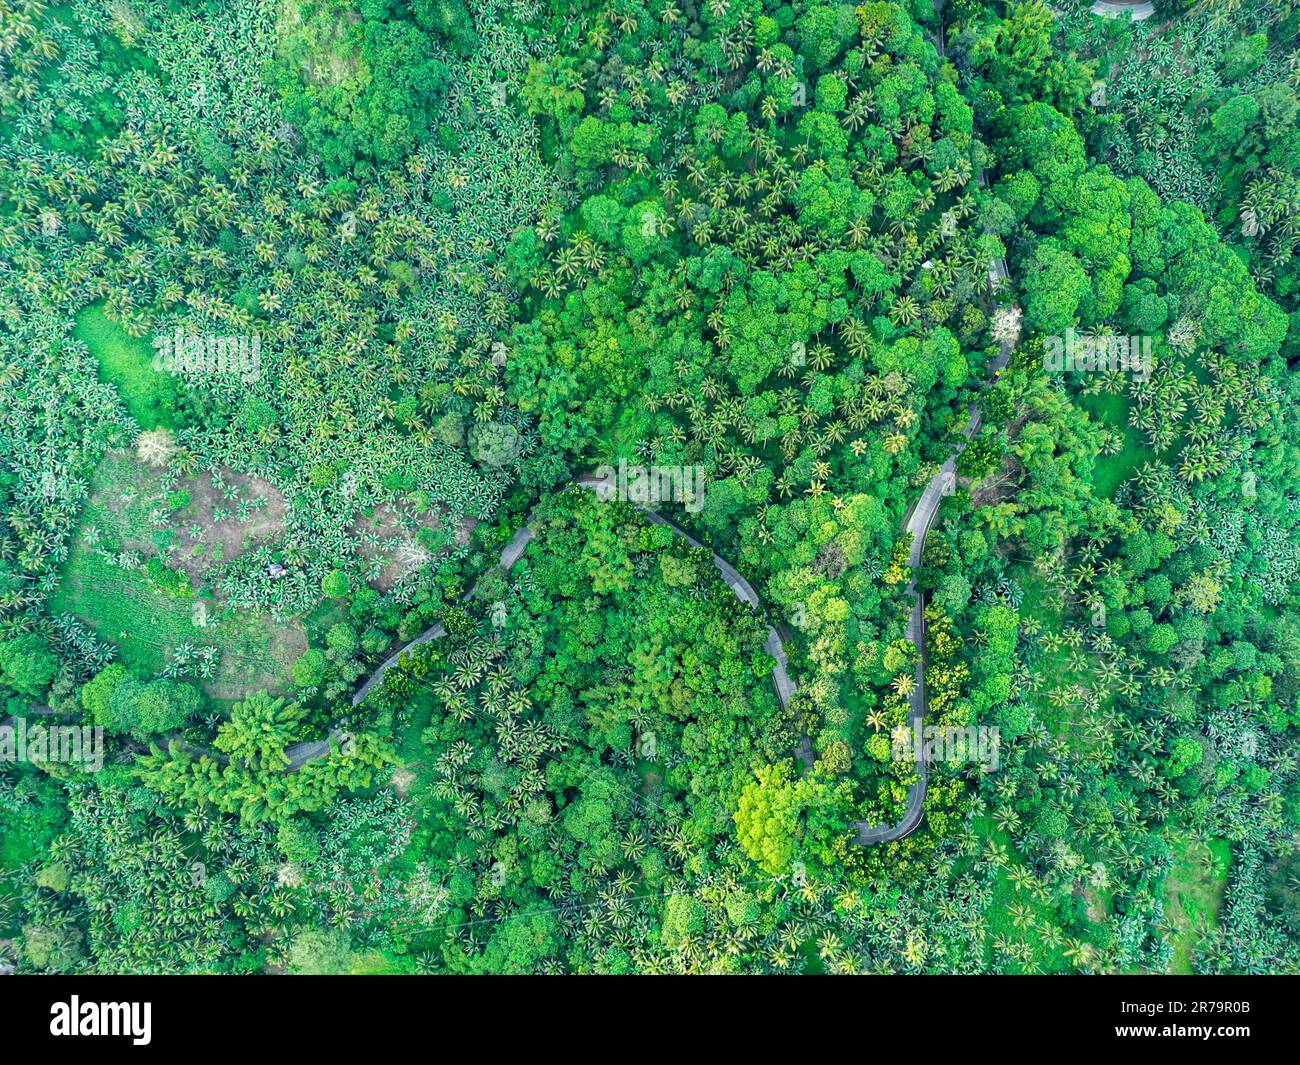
(1164, 837), (1231, 975)
(967, 815), (1110, 974)
(1079, 390), (1156, 500)
(349, 951), (414, 975)
(74, 303), (178, 430)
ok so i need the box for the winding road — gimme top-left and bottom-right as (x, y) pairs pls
(344, 290), (1013, 845)
(348, 473), (812, 766)
(851, 1), (1014, 841)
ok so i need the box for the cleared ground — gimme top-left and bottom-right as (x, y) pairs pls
(51, 451), (304, 702)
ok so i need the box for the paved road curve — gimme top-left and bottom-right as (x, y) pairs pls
(847, 0), (1020, 841)
(849, 337), (1012, 843)
(346, 291), (1011, 843)
(349, 473), (812, 767)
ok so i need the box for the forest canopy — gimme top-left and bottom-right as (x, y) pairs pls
(1, 0), (1298, 977)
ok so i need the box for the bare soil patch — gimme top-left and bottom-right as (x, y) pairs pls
(349, 503), (476, 592)
(169, 467), (287, 583)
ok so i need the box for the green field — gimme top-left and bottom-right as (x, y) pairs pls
(73, 303), (178, 430)
(1080, 391), (1156, 501)
(968, 816), (1110, 974)
(1164, 838), (1232, 975)
(348, 952), (415, 975)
